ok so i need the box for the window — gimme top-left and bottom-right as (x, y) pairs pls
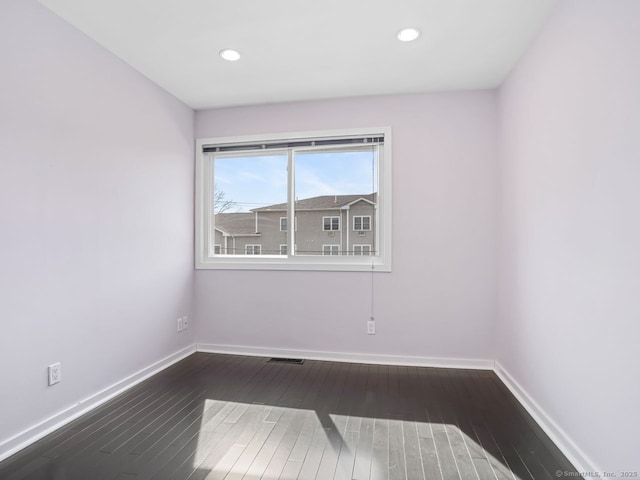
(280, 244), (297, 255)
(323, 216), (340, 231)
(245, 245), (261, 255)
(195, 127), (392, 271)
(353, 216), (371, 231)
(353, 245), (371, 256)
(280, 217), (297, 231)
(323, 245), (340, 256)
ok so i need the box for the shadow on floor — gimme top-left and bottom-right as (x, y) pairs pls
(0, 352), (582, 480)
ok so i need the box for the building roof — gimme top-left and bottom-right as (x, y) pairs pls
(252, 193), (376, 212)
(214, 212), (256, 236)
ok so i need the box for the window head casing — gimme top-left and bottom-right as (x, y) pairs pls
(195, 127), (392, 271)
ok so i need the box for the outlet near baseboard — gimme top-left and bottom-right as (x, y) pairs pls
(177, 316), (189, 332)
(48, 363), (61, 386)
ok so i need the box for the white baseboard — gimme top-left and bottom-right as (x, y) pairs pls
(0, 344), (197, 463)
(494, 361), (600, 475)
(0, 344), (598, 476)
(196, 343), (494, 370)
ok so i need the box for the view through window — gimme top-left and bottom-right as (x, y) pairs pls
(213, 148), (377, 258)
(196, 128), (391, 271)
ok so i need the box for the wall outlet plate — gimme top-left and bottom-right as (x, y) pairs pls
(48, 363), (61, 386)
(182, 316), (189, 329)
(367, 320), (376, 335)
(177, 318), (183, 332)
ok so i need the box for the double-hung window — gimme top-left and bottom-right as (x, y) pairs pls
(353, 216), (371, 231)
(323, 216), (340, 231)
(195, 127), (392, 271)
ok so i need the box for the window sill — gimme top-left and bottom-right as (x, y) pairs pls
(195, 256), (391, 272)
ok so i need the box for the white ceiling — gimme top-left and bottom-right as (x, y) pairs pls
(39, 0), (559, 110)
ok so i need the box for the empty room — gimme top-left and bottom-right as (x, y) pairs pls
(1, 0), (638, 479)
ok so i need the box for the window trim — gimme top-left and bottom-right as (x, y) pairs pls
(353, 215), (372, 232)
(195, 127), (392, 272)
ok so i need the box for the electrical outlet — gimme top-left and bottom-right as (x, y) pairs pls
(367, 320), (376, 335)
(48, 363), (61, 386)
(182, 316), (189, 330)
(177, 318), (183, 332)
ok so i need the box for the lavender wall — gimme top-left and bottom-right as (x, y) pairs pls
(498, 0), (640, 471)
(8, 0), (635, 470)
(0, 0), (194, 449)
(195, 93), (499, 361)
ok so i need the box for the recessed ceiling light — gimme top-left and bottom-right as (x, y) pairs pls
(219, 49), (241, 61)
(397, 28), (421, 42)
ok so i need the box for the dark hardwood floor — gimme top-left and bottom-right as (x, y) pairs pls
(0, 353), (582, 480)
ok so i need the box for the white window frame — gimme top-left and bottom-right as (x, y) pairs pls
(195, 127), (392, 272)
(353, 244), (371, 256)
(353, 215), (371, 232)
(280, 216), (297, 232)
(323, 245), (340, 256)
(323, 216), (340, 231)
(245, 245), (261, 255)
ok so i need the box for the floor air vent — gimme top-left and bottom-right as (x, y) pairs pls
(268, 357), (304, 365)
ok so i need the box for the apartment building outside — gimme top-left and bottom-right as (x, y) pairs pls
(213, 194), (377, 256)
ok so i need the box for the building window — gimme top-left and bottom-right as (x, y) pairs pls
(280, 244), (297, 255)
(323, 216), (340, 231)
(353, 216), (371, 231)
(353, 245), (371, 256)
(245, 245), (261, 255)
(195, 127), (392, 271)
(280, 217), (297, 231)
(323, 245), (340, 256)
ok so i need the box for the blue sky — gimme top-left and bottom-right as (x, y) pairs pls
(215, 150), (378, 212)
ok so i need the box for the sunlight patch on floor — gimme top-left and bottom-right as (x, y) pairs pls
(193, 403), (521, 480)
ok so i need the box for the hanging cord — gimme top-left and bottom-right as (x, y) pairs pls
(370, 261), (375, 322)
(370, 144), (376, 323)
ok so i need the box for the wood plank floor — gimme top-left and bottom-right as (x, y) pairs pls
(0, 353), (583, 480)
